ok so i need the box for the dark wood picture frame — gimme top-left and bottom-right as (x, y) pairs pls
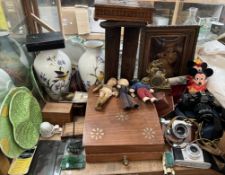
(138, 25), (200, 79)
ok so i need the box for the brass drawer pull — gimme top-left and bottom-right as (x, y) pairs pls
(123, 155), (129, 166)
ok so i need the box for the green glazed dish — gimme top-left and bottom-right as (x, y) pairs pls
(9, 89), (42, 149)
(0, 87), (29, 158)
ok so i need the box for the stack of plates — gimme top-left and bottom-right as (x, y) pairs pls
(0, 87), (42, 158)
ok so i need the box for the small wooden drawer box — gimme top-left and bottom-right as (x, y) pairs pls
(42, 102), (72, 126)
(83, 89), (165, 163)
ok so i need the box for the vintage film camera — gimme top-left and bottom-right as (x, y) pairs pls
(179, 92), (217, 122)
(172, 143), (211, 169)
(177, 92), (224, 140)
(161, 117), (192, 146)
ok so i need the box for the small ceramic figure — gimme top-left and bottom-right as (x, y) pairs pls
(130, 81), (158, 103)
(95, 78), (118, 111)
(117, 79), (139, 110)
(40, 122), (62, 138)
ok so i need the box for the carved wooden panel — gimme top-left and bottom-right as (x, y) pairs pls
(138, 25), (200, 79)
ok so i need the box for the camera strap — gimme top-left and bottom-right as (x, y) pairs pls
(197, 139), (225, 172)
(164, 116), (199, 147)
(197, 139), (224, 157)
(213, 156), (225, 173)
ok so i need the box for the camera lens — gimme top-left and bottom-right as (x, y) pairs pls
(186, 144), (201, 160)
(177, 126), (186, 135)
(173, 124), (188, 139)
(190, 145), (198, 153)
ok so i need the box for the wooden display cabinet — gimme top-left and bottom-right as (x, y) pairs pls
(145, 0), (225, 25)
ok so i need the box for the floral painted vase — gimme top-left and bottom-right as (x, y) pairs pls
(62, 36), (86, 69)
(34, 50), (72, 101)
(78, 40), (105, 90)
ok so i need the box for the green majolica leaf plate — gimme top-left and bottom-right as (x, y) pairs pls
(0, 87), (29, 158)
(9, 89), (42, 149)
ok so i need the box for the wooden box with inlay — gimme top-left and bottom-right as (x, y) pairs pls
(83, 90), (165, 163)
(94, 0), (155, 23)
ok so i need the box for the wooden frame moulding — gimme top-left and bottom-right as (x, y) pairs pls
(138, 25), (200, 79)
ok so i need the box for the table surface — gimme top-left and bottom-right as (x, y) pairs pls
(41, 119), (222, 175)
(60, 159), (221, 175)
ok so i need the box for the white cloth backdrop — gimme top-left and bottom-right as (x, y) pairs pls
(198, 40), (225, 108)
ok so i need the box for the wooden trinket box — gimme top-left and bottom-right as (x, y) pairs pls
(42, 102), (72, 126)
(94, 0), (155, 23)
(83, 90), (165, 163)
(61, 117), (84, 139)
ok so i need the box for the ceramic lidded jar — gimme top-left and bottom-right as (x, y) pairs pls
(34, 50), (72, 101)
(78, 40), (105, 90)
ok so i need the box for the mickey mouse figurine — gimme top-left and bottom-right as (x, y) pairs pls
(129, 80), (158, 103)
(187, 67), (213, 94)
(187, 58), (208, 72)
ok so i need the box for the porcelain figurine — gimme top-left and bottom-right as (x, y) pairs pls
(117, 79), (139, 110)
(95, 78), (118, 111)
(40, 122), (62, 138)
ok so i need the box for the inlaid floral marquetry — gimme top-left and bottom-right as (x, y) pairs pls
(115, 112), (129, 122)
(142, 127), (156, 140)
(90, 128), (104, 140)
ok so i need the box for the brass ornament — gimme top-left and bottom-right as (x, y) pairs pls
(143, 60), (170, 89)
